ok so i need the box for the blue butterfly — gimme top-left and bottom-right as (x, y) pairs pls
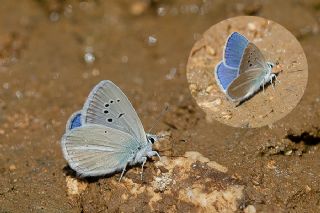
(61, 81), (160, 181)
(214, 32), (276, 104)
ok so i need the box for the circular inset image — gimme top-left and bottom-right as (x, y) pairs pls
(187, 16), (308, 128)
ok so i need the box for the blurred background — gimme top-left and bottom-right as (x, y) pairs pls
(0, 0), (319, 212)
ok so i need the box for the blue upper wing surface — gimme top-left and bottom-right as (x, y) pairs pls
(214, 61), (238, 92)
(66, 111), (82, 132)
(224, 32), (249, 69)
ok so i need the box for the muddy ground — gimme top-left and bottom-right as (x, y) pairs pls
(0, 0), (320, 212)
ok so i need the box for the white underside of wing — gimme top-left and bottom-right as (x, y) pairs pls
(81, 80), (147, 145)
(226, 68), (269, 103)
(61, 124), (141, 177)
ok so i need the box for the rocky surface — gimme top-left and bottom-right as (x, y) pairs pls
(66, 151), (245, 212)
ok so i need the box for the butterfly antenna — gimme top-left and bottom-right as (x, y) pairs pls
(148, 104), (169, 134)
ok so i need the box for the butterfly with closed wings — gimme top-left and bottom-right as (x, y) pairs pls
(61, 80), (161, 181)
(214, 32), (278, 105)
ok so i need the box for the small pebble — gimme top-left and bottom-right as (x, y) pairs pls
(205, 85), (214, 93)
(157, 7), (167, 16)
(148, 35), (157, 46)
(189, 84), (197, 93)
(267, 160), (276, 169)
(285, 150), (293, 156)
(221, 111), (232, 120)
(248, 22), (256, 31)
(130, 1), (148, 16)
(244, 205), (256, 213)
(66, 176), (88, 195)
(166, 68), (177, 80)
(305, 185), (311, 193)
(84, 52), (95, 64)
(92, 68), (100, 76)
(15, 91), (23, 99)
(121, 193), (129, 200)
(206, 46), (216, 56)
(9, 164), (16, 171)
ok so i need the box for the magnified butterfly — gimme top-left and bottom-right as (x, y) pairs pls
(214, 32), (277, 105)
(61, 80), (161, 181)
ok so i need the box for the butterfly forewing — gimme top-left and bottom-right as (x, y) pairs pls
(82, 80), (147, 145)
(61, 124), (140, 177)
(224, 32), (249, 69)
(239, 43), (268, 74)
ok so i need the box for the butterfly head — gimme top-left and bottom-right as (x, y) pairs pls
(267, 62), (274, 69)
(146, 133), (159, 144)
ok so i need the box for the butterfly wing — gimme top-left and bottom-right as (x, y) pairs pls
(61, 124), (140, 177)
(238, 43), (269, 74)
(226, 42), (271, 102)
(226, 68), (266, 102)
(224, 32), (249, 69)
(82, 80), (147, 145)
(214, 61), (238, 92)
(66, 110), (82, 132)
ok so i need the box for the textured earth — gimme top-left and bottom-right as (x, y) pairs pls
(0, 0), (320, 212)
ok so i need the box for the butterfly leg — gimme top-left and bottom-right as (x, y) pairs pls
(119, 163), (128, 182)
(140, 157), (147, 180)
(147, 151), (161, 161)
(273, 73), (280, 84)
(270, 76), (275, 90)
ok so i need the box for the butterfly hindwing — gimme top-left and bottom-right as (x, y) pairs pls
(214, 61), (239, 92)
(226, 68), (266, 102)
(61, 124), (140, 177)
(82, 80), (147, 145)
(66, 110), (82, 132)
(224, 32), (249, 69)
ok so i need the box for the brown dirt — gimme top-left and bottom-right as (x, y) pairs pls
(0, 0), (320, 212)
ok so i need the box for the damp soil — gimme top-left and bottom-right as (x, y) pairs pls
(0, 0), (320, 212)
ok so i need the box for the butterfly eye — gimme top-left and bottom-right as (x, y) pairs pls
(149, 137), (155, 144)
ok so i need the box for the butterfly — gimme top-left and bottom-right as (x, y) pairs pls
(214, 32), (277, 105)
(61, 80), (160, 181)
